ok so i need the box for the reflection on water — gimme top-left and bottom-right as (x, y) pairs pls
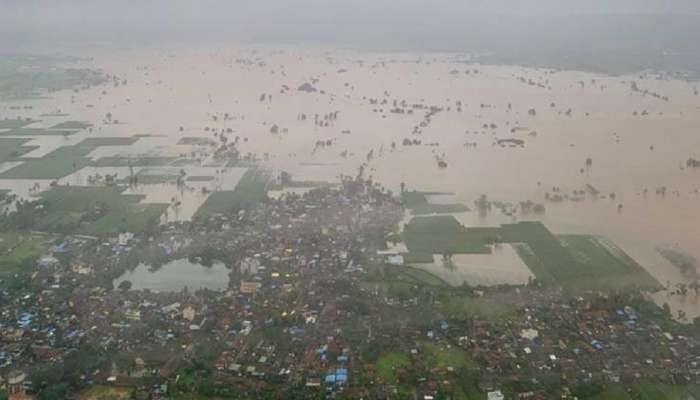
(113, 258), (229, 292)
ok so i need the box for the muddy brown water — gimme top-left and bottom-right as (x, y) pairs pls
(2, 44), (700, 316)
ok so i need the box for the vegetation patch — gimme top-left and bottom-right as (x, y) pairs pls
(558, 235), (659, 291)
(402, 215), (494, 255)
(422, 342), (475, 370)
(79, 385), (133, 400)
(0, 118), (36, 129)
(397, 265), (448, 287)
(437, 294), (515, 321)
(500, 222), (579, 283)
(401, 252), (435, 264)
(0, 139), (141, 179)
(401, 217), (659, 291)
(49, 121), (92, 130)
(186, 175), (215, 182)
(0, 138), (37, 163)
(0, 145), (93, 179)
(194, 168), (269, 218)
(0, 232), (45, 275)
(0, 128), (78, 136)
(93, 156), (176, 167)
(376, 353), (412, 383)
(177, 137), (216, 146)
(402, 191), (469, 215)
(35, 186), (167, 237)
(75, 137), (139, 147)
(132, 174), (179, 185)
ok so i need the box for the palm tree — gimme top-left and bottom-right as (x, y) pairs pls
(442, 252), (455, 271)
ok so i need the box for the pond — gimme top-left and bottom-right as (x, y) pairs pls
(113, 258), (230, 292)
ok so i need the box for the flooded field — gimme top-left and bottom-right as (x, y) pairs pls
(2, 43), (700, 314)
(113, 258), (229, 292)
(413, 244), (534, 287)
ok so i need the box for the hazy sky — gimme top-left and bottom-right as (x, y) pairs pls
(2, 0), (699, 55)
(2, 0), (699, 31)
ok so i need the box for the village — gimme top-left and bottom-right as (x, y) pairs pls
(0, 174), (699, 400)
(1, 27), (700, 399)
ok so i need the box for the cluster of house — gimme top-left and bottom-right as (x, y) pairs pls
(0, 178), (406, 398)
(3, 176), (700, 399)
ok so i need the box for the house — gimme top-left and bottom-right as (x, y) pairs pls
(240, 281), (261, 294)
(182, 306), (196, 322)
(386, 254), (405, 266)
(72, 264), (93, 275)
(6, 371), (29, 397)
(487, 390), (504, 400)
(240, 257), (261, 275)
(125, 309), (141, 321)
(306, 377), (321, 387)
(118, 232), (134, 246)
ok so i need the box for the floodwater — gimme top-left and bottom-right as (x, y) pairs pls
(413, 244), (534, 287)
(113, 258), (229, 292)
(2, 43), (700, 315)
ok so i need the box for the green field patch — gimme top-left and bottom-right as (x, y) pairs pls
(75, 137), (139, 147)
(401, 218), (659, 291)
(35, 186), (167, 237)
(587, 384), (630, 400)
(558, 235), (659, 291)
(0, 128), (78, 136)
(78, 385), (133, 400)
(133, 174), (180, 185)
(401, 252), (435, 264)
(0, 138), (143, 179)
(285, 180), (334, 188)
(402, 215), (495, 255)
(93, 156), (176, 167)
(628, 381), (700, 400)
(502, 223), (659, 290)
(437, 294), (515, 321)
(0, 138), (37, 163)
(170, 158), (202, 167)
(376, 353), (412, 383)
(402, 191), (469, 215)
(0, 232), (46, 275)
(177, 137), (216, 146)
(194, 168), (269, 218)
(397, 265), (448, 286)
(130, 167), (184, 185)
(0, 118), (36, 129)
(49, 121), (92, 130)
(0, 145), (93, 179)
(186, 176), (215, 182)
(422, 342), (476, 371)
(500, 222), (576, 284)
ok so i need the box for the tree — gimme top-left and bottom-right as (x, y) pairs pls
(118, 280), (132, 292)
(38, 383), (69, 400)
